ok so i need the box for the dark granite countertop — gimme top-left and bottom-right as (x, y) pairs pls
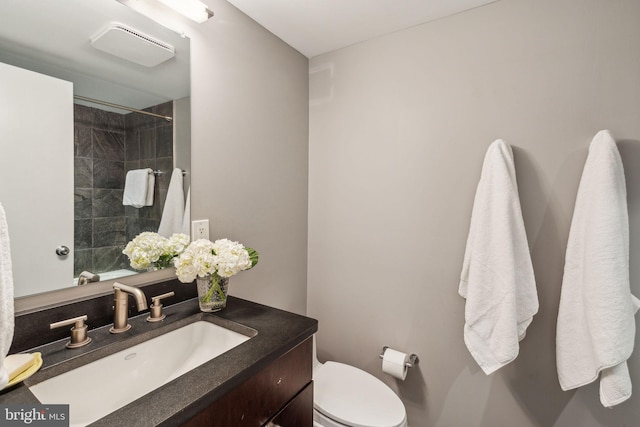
(0, 296), (318, 426)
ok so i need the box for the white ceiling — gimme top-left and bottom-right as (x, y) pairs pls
(0, 0), (497, 108)
(225, 0), (498, 58)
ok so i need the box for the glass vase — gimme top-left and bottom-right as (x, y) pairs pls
(195, 273), (229, 312)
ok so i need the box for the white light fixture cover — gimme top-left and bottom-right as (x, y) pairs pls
(91, 24), (175, 67)
(156, 0), (213, 23)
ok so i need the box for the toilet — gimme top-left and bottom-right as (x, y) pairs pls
(313, 337), (408, 427)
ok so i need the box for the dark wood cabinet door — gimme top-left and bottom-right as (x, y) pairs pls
(265, 381), (313, 427)
(182, 338), (312, 426)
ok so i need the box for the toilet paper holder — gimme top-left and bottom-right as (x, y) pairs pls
(379, 346), (419, 368)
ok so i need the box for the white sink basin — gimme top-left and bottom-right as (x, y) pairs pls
(29, 320), (253, 427)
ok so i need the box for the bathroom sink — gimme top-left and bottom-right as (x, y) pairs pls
(28, 320), (253, 427)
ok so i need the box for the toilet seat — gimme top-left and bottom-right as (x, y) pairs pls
(314, 361), (407, 427)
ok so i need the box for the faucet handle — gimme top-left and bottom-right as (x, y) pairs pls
(147, 291), (175, 322)
(50, 315), (92, 349)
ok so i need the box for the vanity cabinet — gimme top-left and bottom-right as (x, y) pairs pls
(2, 295), (318, 427)
(182, 337), (313, 426)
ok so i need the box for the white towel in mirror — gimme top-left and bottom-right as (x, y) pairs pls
(181, 187), (191, 236)
(158, 168), (185, 238)
(123, 168), (154, 208)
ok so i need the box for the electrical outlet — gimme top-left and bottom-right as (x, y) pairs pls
(191, 219), (209, 240)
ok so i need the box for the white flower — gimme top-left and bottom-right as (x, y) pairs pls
(212, 239), (252, 278)
(174, 238), (258, 283)
(166, 233), (191, 256)
(123, 232), (190, 270)
(174, 239), (216, 282)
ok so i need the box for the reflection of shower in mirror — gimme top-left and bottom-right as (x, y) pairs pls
(0, 0), (191, 301)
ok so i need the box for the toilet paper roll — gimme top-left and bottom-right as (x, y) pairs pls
(382, 348), (410, 380)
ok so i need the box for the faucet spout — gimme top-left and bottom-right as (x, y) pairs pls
(77, 270), (101, 286)
(114, 283), (148, 311)
(110, 282), (148, 334)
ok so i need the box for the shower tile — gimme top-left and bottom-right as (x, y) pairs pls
(74, 124), (92, 158)
(156, 125), (173, 158)
(74, 157), (92, 189)
(93, 159), (124, 189)
(93, 229), (127, 248)
(140, 159), (156, 170)
(125, 131), (140, 161)
(139, 128), (157, 160)
(74, 104), (94, 127)
(74, 188), (92, 219)
(125, 110), (151, 131)
(94, 109), (125, 132)
(125, 161), (141, 175)
(140, 218), (161, 233)
(93, 189), (124, 218)
(93, 130), (125, 161)
(156, 189), (167, 218)
(125, 217), (159, 242)
(93, 246), (129, 272)
(94, 217), (125, 233)
(74, 249), (93, 277)
(74, 219), (92, 249)
(125, 205), (141, 218)
(139, 188), (163, 220)
(74, 101), (175, 277)
(126, 217), (141, 241)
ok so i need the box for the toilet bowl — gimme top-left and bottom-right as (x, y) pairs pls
(313, 338), (408, 427)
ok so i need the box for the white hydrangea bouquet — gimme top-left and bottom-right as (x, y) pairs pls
(122, 232), (190, 271)
(174, 238), (259, 311)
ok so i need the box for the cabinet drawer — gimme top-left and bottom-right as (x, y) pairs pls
(265, 381), (313, 427)
(183, 337), (312, 426)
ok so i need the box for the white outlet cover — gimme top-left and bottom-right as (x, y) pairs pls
(191, 219), (209, 240)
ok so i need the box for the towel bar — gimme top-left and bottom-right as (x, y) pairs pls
(150, 170), (187, 176)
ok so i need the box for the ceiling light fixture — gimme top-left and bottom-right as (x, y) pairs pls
(155, 0), (213, 23)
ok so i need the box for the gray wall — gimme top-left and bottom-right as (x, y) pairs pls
(189, 0), (309, 315)
(308, 0), (640, 426)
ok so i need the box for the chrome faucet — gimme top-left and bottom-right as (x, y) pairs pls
(110, 282), (148, 334)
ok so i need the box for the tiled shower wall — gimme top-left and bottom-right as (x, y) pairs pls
(73, 102), (173, 277)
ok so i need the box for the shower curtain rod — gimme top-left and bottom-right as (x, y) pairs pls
(73, 95), (173, 122)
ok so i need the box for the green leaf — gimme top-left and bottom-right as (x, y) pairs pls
(246, 247), (259, 268)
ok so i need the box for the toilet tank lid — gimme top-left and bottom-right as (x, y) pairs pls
(314, 361), (406, 427)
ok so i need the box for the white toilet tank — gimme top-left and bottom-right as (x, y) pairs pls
(313, 361), (407, 427)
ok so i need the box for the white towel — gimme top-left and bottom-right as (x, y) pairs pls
(459, 139), (538, 375)
(123, 168), (154, 208)
(0, 202), (15, 390)
(181, 186), (191, 236)
(556, 130), (640, 407)
(158, 168), (185, 238)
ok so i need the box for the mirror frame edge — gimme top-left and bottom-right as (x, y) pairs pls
(14, 268), (177, 315)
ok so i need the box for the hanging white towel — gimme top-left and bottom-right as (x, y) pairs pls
(123, 168), (155, 208)
(556, 130), (640, 407)
(459, 139), (538, 375)
(158, 168), (185, 238)
(181, 186), (191, 236)
(0, 202), (15, 390)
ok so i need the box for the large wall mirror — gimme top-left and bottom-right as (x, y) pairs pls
(0, 0), (191, 308)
